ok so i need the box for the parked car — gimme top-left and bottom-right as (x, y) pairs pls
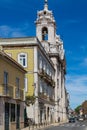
(78, 116), (84, 121)
(69, 117), (75, 123)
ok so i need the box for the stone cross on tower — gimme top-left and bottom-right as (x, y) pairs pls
(44, 0), (48, 10)
(45, 0), (48, 4)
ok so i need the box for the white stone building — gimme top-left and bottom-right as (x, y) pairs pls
(35, 0), (68, 122)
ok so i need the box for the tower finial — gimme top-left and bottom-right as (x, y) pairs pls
(44, 0), (48, 10)
(45, 0), (48, 4)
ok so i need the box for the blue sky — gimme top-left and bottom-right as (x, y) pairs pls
(0, 0), (87, 109)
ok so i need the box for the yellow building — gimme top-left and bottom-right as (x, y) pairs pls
(0, 49), (26, 130)
(0, 37), (55, 124)
(2, 38), (34, 97)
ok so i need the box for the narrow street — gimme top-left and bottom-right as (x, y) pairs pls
(43, 121), (87, 130)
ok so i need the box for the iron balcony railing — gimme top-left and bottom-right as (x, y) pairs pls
(38, 69), (55, 87)
(0, 84), (13, 98)
(15, 88), (24, 100)
(38, 92), (55, 103)
(0, 84), (24, 100)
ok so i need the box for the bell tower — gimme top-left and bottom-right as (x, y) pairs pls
(35, 0), (56, 52)
(35, 0), (66, 123)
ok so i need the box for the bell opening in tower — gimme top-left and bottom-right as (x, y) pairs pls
(42, 27), (48, 41)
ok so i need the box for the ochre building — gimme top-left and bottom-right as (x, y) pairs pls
(0, 49), (26, 130)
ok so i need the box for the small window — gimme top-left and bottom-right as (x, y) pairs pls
(4, 71), (8, 95)
(4, 71), (8, 85)
(18, 53), (27, 67)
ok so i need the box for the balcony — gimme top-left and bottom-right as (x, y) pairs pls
(39, 69), (50, 79)
(0, 84), (24, 100)
(43, 71), (48, 79)
(38, 69), (55, 87)
(0, 84), (13, 98)
(48, 75), (52, 82)
(15, 88), (24, 100)
(38, 92), (55, 104)
(38, 69), (44, 77)
(38, 92), (48, 100)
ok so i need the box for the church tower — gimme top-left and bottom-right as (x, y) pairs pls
(35, 0), (56, 52)
(35, 0), (64, 60)
(35, 0), (67, 123)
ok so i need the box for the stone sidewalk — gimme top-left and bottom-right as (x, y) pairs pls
(21, 122), (64, 130)
(21, 124), (53, 130)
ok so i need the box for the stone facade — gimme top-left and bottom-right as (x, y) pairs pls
(35, 0), (68, 123)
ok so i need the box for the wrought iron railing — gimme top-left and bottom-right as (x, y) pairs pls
(0, 84), (13, 98)
(38, 92), (54, 103)
(0, 84), (24, 100)
(15, 88), (24, 100)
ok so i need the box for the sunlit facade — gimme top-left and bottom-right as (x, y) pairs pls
(35, 1), (67, 122)
(0, 49), (26, 130)
(0, 0), (68, 125)
(0, 37), (55, 124)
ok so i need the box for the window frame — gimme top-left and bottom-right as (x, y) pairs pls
(4, 71), (8, 95)
(18, 53), (27, 68)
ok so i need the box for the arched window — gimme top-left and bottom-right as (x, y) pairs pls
(42, 27), (48, 41)
(18, 53), (27, 67)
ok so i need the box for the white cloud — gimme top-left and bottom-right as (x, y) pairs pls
(0, 23), (31, 38)
(0, 25), (12, 37)
(83, 58), (87, 65)
(63, 19), (82, 27)
(80, 58), (87, 67)
(66, 74), (87, 109)
(11, 31), (26, 37)
(80, 45), (86, 52)
(66, 19), (81, 24)
(66, 50), (72, 55)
